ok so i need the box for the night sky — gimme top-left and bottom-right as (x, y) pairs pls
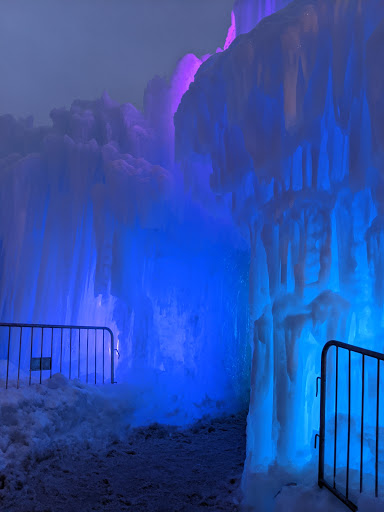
(0, 0), (234, 125)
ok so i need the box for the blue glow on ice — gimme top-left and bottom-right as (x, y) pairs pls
(175, 0), (384, 471)
(2, 0), (384, 487)
(0, 0), (292, 426)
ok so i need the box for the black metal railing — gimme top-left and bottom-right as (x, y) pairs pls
(0, 322), (115, 388)
(318, 340), (384, 511)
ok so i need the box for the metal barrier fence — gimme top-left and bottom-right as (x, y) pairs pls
(318, 340), (384, 511)
(0, 322), (115, 388)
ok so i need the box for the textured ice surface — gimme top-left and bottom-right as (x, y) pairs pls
(0, 1), (286, 421)
(0, 91), (250, 417)
(4, 0), (384, 503)
(233, 0), (290, 36)
(175, 0), (384, 471)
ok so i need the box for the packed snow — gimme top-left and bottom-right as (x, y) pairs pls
(1, 377), (383, 511)
(0, 376), (246, 511)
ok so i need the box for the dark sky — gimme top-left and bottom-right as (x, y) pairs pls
(0, 0), (234, 125)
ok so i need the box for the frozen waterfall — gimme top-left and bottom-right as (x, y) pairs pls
(175, 0), (384, 471)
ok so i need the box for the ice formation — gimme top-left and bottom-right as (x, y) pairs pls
(3, 0), (384, 499)
(233, 0), (290, 36)
(0, 90), (251, 418)
(175, 0), (384, 472)
(0, 0), (290, 420)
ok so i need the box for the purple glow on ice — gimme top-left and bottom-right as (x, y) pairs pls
(168, 2), (288, 119)
(0, 0), (296, 427)
(170, 54), (203, 117)
(224, 11), (236, 50)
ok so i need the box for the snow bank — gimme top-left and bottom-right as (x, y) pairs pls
(1, 375), (382, 511)
(242, 465), (384, 512)
(0, 372), (245, 481)
(0, 376), (131, 473)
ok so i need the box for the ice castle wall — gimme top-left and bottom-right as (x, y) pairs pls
(0, 0), (291, 417)
(175, 0), (384, 466)
(0, 89), (251, 419)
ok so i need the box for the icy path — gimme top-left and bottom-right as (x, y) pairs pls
(0, 413), (246, 512)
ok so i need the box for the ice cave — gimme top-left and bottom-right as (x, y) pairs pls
(1, 0), (384, 510)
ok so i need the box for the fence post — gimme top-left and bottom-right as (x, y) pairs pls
(318, 341), (329, 487)
(107, 328), (115, 384)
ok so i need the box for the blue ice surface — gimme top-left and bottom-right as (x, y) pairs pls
(175, 0), (384, 480)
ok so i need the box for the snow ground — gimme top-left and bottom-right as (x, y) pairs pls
(243, 466), (384, 512)
(0, 376), (383, 511)
(0, 375), (246, 511)
(0, 415), (246, 512)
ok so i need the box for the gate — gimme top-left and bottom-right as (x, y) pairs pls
(0, 322), (115, 389)
(318, 340), (384, 511)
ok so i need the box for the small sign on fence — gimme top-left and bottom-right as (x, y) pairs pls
(30, 357), (52, 371)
